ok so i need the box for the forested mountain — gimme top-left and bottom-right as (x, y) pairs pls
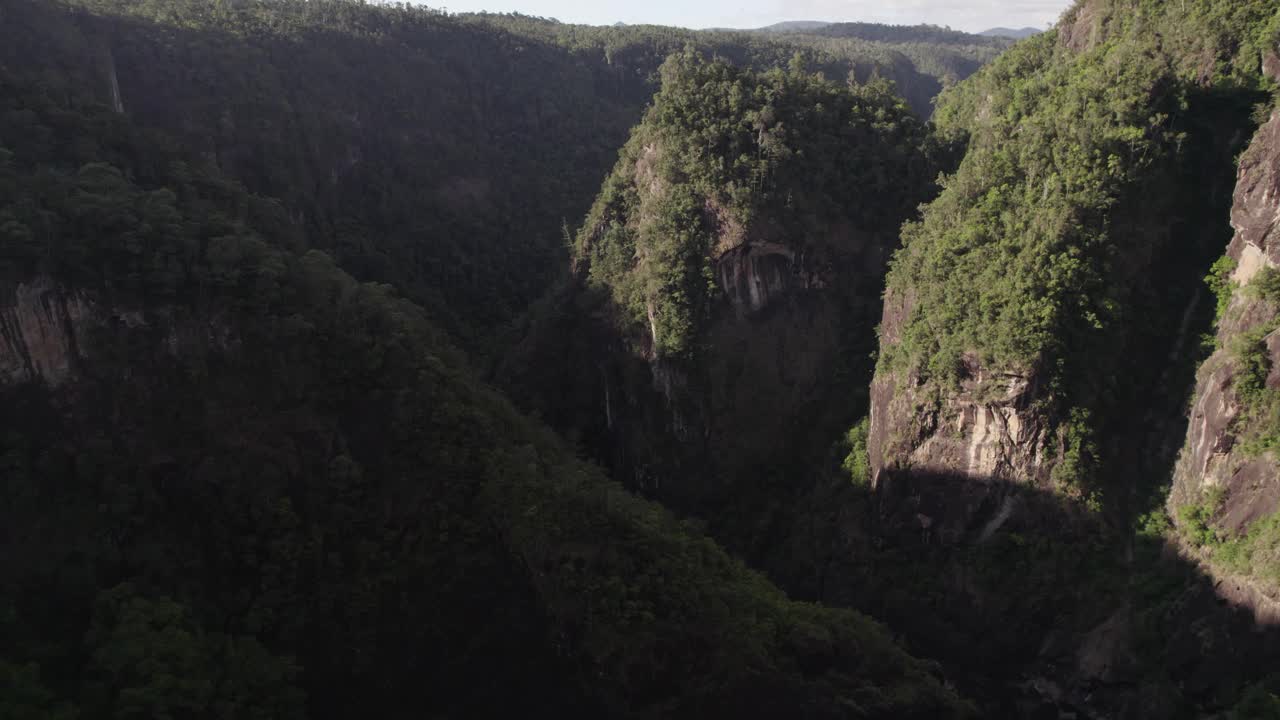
(7, 0), (1280, 717)
(0, 0), (986, 356)
(867, 0), (1280, 714)
(758, 21), (831, 33)
(501, 50), (951, 595)
(807, 22), (1008, 47)
(757, 21), (1010, 89)
(460, 13), (1005, 120)
(0, 2), (981, 718)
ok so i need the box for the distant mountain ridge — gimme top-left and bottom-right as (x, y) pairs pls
(978, 26), (1042, 38)
(809, 22), (1007, 47)
(706, 20), (1008, 49)
(757, 20), (831, 32)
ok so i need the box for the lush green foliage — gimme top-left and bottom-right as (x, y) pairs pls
(578, 51), (939, 358)
(1179, 483), (1280, 589)
(843, 417), (872, 487)
(1220, 266), (1280, 456)
(1179, 486), (1227, 547)
(1208, 255), (1240, 320)
(1216, 511), (1280, 585)
(888, 30), (1174, 386)
(878, 0), (1278, 494)
(1185, 260), (1280, 585)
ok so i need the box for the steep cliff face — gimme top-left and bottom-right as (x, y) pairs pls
(0, 278), (239, 391)
(503, 52), (944, 564)
(860, 0), (1280, 713)
(1170, 97), (1280, 602)
(869, 287), (1054, 544)
(869, 0), (1274, 540)
(0, 279), (94, 385)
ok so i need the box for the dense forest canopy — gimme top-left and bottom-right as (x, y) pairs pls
(0, 0), (1002, 358)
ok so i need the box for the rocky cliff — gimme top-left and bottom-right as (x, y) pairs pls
(502, 52), (945, 568)
(859, 1), (1280, 713)
(0, 279), (94, 385)
(1170, 92), (1280, 606)
(868, 297), (1054, 545)
(0, 277), (241, 392)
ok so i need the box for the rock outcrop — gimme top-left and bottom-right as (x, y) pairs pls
(0, 278), (237, 390)
(868, 288), (1055, 545)
(0, 278), (94, 386)
(715, 242), (795, 312)
(506, 55), (942, 548)
(1170, 100), (1280, 592)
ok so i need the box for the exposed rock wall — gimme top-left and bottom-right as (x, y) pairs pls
(868, 285), (1055, 544)
(544, 111), (903, 522)
(857, 18), (1275, 713)
(1171, 103), (1280, 548)
(622, 224), (869, 511)
(0, 279), (236, 389)
(0, 278), (95, 385)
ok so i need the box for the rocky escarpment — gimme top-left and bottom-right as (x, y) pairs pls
(0, 278), (237, 390)
(578, 152), (886, 525)
(867, 2), (1272, 549)
(868, 289), (1056, 545)
(0, 278), (95, 385)
(1170, 97), (1280, 602)
(858, 2), (1280, 712)
(501, 54), (944, 569)
(715, 241), (811, 313)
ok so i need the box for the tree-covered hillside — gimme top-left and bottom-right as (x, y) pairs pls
(0, 8), (973, 718)
(474, 13), (1010, 112)
(878, 0), (1280, 509)
(0, 0), (997, 357)
(861, 0), (1280, 713)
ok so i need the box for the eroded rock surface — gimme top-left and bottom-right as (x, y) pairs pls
(1171, 104), (1280, 546)
(0, 278), (94, 385)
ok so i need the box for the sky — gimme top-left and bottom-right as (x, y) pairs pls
(428, 0), (1075, 34)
